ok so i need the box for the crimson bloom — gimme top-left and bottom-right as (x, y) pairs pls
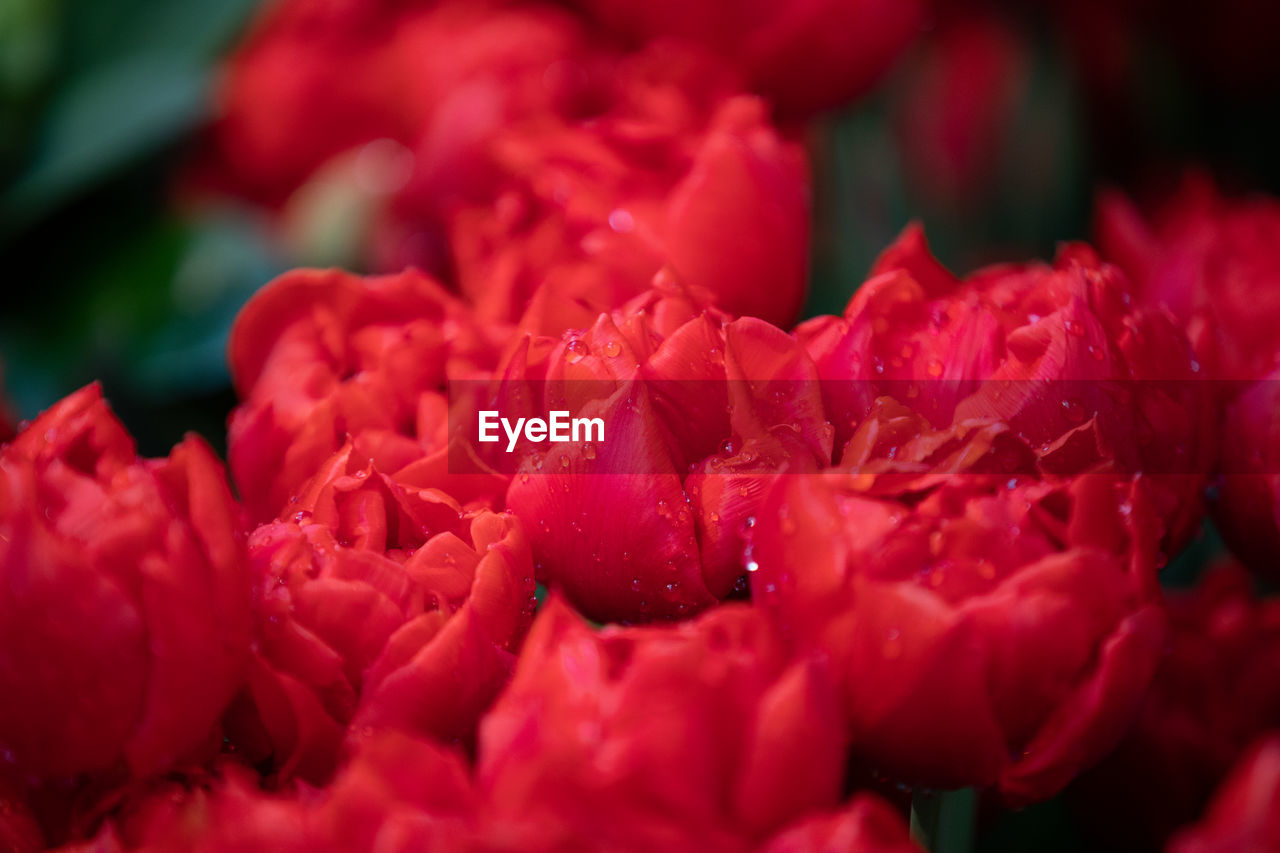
(891, 10), (1030, 213)
(1216, 372), (1280, 580)
(1168, 734), (1280, 853)
(493, 283), (831, 622)
(227, 267), (502, 522)
(68, 732), (475, 852)
(448, 43), (810, 330)
(1097, 179), (1280, 579)
(225, 445), (535, 784)
(749, 469), (1167, 804)
(193, 0), (604, 214)
(1070, 561), (1280, 851)
(1096, 175), (1280, 382)
(474, 595), (915, 851)
(0, 384), (250, 781)
(799, 224), (1213, 550)
(568, 0), (924, 117)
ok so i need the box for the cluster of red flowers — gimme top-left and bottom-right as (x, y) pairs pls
(3, 0), (1280, 851)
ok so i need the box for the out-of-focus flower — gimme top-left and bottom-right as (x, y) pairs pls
(474, 595), (886, 850)
(226, 267), (502, 522)
(759, 796), (922, 853)
(448, 45), (810, 330)
(799, 224), (1214, 550)
(196, 2), (812, 328)
(1167, 733), (1280, 853)
(892, 10), (1029, 214)
(1069, 561), (1280, 851)
(568, 0), (925, 117)
(0, 774), (41, 853)
(492, 283), (831, 622)
(1216, 373), (1280, 580)
(191, 0), (605, 214)
(68, 732), (476, 852)
(0, 385), (250, 781)
(1098, 179), (1280, 577)
(749, 470), (1167, 804)
(224, 445), (535, 784)
(1096, 176), (1280, 382)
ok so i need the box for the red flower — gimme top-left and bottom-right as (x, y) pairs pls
(1096, 175), (1280, 382)
(1099, 179), (1280, 578)
(0, 385), (250, 781)
(1070, 561), (1280, 850)
(193, 0), (603, 217)
(891, 12), (1030, 213)
(760, 796), (921, 853)
(493, 284), (831, 622)
(799, 224), (1214, 550)
(474, 595), (888, 850)
(225, 446), (535, 783)
(1168, 734), (1280, 853)
(1216, 372), (1280, 580)
(196, 0), (812, 329)
(448, 45), (810, 330)
(70, 732), (475, 852)
(568, 0), (925, 117)
(227, 267), (502, 522)
(749, 470), (1167, 803)
(0, 774), (41, 853)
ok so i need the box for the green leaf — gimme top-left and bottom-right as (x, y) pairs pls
(60, 0), (259, 73)
(1, 56), (209, 231)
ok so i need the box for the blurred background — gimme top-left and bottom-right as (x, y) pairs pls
(3, 0), (1280, 458)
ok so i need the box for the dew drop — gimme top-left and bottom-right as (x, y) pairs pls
(882, 629), (903, 659)
(608, 208), (634, 233)
(1061, 398), (1086, 424)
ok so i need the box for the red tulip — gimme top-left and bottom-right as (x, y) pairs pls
(892, 11), (1029, 213)
(1168, 734), (1280, 853)
(448, 44), (810, 329)
(568, 0), (924, 117)
(1098, 179), (1280, 579)
(749, 469), (1167, 803)
(493, 283), (831, 622)
(1096, 175), (1280, 382)
(192, 0), (603, 216)
(227, 267), (503, 522)
(1070, 561), (1280, 850)
(0, 385), (250, 781)
(67, 732), (475, 852)
(0, 774), (41, 853)
(475, 596), (851, 849)
(1216, 371), (1280, 580)
(760, 795), (921, 853)
(224, 444), (535, 784)
(799, 224), (1214, 551)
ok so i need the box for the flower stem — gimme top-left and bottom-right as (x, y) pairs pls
(909, 788), (976, 853)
